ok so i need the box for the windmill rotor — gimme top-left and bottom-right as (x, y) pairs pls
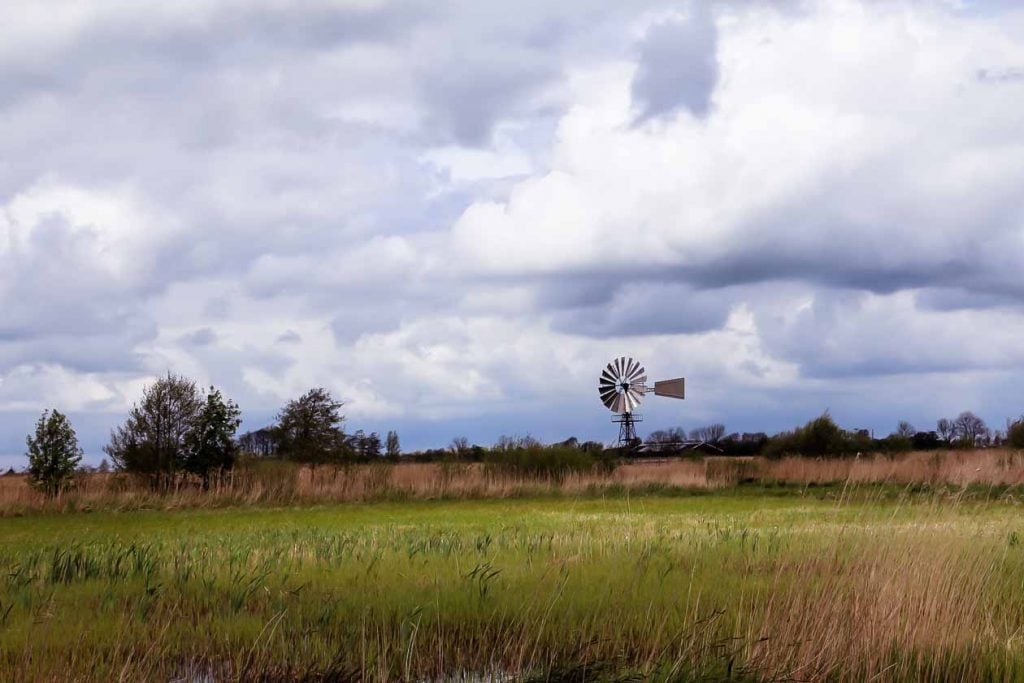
(598, 356), (647, 414)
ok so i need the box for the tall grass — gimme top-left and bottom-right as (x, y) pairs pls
(2, 449), (1024, 514)
(0, 495), (1022, 680)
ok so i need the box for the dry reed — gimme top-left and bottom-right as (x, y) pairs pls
(1, 449), (1023, 515)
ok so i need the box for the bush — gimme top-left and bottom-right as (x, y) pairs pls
(764, 412), (863, 458)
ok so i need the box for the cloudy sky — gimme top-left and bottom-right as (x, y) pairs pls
(2, 0), (1024, 465)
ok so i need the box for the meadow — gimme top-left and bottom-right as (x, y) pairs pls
(3, 452), (1024, 681)
(2, 478), (1024, 681)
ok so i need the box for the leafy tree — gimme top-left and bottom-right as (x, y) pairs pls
(105, 373), (203, 487)
(911, 431), (942, 450)
(764, 412), (855, 458)
(184, 387), (242, 488)
(25, 409), (83, 497)
(274, 388), (347, 465)
(364, 431), (382, 459)
(385, 430), (401, 459)
(1007, 418), (1024, 449)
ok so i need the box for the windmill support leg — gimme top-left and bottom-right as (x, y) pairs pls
(614, 412), (641, 447)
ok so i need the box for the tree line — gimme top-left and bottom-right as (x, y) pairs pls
(645, 411), (1024, 457)
(20, 372), (1024, 496)
(24, 373), (398, 496)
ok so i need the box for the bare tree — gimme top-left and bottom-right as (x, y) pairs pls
(689, 424), (726, 443)
(449, 436), (470, 457)
(936, 418), (954, 444)
(895, 421), (915, 439)
(952, 411), (988, 447)
(385, 430), (401, 459)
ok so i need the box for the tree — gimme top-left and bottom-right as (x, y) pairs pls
(952, 411), (987, 448)
(25, 409), (83, 497)
(895, 421), (915, 439)
(1008, 418), (1024, 449)
(239, 428), (277, 457)
(385, 430), (401, 459)
(449, 436), (470, 457)
(183, 387), (241, 488)
(105, 373), (204, 487)
(97, 458), (111, 474)
(274, 388), (347, 464)
(689, 424), (726, 443)
(936, 418), (954, 445)
(346, 430), (382, 459)
(362, 432), (382, 459)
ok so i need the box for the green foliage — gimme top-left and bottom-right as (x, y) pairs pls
(25, 409), (82, 497)
(764, 412), (867, 458)
(104, 373), (203, 486)
(484, 443), (603, 480)
(183, 387), (242, 486)
(274, 387), (348, 464)
(1008, 418), (1024, 449)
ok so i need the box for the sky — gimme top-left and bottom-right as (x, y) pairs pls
(2, 0), (1024, 466)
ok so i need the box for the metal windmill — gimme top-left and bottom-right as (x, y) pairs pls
(598, 357), (685, 446)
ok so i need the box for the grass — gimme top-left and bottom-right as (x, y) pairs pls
(2, 492), (1024, 681)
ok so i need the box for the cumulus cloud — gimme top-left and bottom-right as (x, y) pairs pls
(2, 0), (1024, 465)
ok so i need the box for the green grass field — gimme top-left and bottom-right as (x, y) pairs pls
(2, 489), (1023, 681)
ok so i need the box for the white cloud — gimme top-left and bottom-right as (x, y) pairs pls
(3, 1), (1024, 460)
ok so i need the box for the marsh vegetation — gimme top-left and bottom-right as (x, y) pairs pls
(2, 481), (1024, 680)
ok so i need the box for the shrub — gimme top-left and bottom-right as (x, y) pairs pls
(764, 412), (862, 458)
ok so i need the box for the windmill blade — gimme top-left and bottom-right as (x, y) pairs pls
(627, 387), (644, 407)
(624, 357), (637, 379)
(629, 362), (645, 378)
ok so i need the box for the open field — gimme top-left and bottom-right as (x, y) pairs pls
(2, 490), (1024, 681)
(3, 449), (1024, 514)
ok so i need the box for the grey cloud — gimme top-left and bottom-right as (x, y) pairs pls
(976, 67), (1024, 84)
(180, 328), (217, 346)
(276, 330), (302, 344)
(631, 5), (718, 121)
(552, 282), (731, 337)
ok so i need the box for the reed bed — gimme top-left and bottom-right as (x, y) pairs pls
(2, 449), (1024, 515)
